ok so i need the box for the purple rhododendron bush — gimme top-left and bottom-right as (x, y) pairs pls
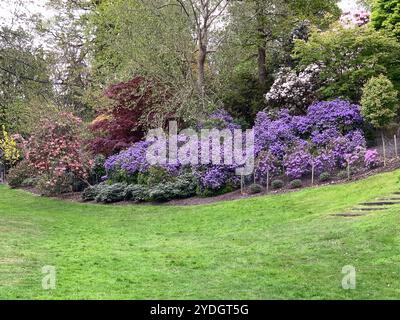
(3, 98), (386, 204)
(90, 100), (383, 203)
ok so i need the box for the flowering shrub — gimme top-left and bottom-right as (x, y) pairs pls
(265, 64), (322, 114)
(100, 101), (370, 201)
(364, 149), (381, 168)
(340, 10), (370, 28)
(284, 147), (312, 179)
(0, 126), (21, 166)
(254, 100), (367, 181)
(24, 112), (93, 194)
(313, 150), (336, 174)
(255, 151), (280, 184)
(105, 141), (151, 177)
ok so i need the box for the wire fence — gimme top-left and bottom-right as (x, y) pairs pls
(240, 133), (400, 194)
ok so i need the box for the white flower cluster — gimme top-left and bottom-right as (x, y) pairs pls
(265, 63), (322, 114)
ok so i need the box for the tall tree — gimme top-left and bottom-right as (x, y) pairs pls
(0, 24), (54, 133)
(35, 0), (95, 118)
(223, 0), (340, 86)
(371, 0), (400, 40)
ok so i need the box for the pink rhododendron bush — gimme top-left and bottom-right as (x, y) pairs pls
(21, 112), (93, 195)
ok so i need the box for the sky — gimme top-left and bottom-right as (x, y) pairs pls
(0, 0), (361, 24)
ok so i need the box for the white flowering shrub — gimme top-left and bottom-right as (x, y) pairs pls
(265, 63), (322, 114)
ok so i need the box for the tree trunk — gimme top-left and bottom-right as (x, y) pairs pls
(257, 46), (267, 86)
(197, 42), (207, 99)
(256, 1), (267, 86)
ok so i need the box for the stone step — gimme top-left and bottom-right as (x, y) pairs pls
(392, 192), (400, 195)
(360, 202), (398, 206)
(332, 213), (366, 217)
(377, 198), (400, 201)
(352, 207), (388, 211)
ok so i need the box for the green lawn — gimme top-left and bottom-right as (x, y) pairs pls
(1, 170), (400, 299)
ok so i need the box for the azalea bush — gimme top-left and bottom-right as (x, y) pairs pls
(104, 109), (244, 195)
(254, 100), (368, 180)
(95, 101), (380, 202)
(364, 149), (381, 169)
(265, 64), (322, 114)
(24, 112), (93, 195)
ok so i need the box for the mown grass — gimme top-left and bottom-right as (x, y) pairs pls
(1, 170), (400, 299)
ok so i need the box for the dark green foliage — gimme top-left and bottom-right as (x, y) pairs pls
(220, 73), (267, 127)
(197, 184), (235, 198)
(248, 183), (263, 194)
(337, 170), (349, 180)
(371, 0), (400, 39)
(148, 174), (198, 202)
(20, 177), (38, 188)
(319, 172), (331, 182)
(6, 161), (34, 188)
(125, 184), (148, 202)
(289, 179), (303, 189)
(145, 166), (173, 187)
(361, 75), (399, 129)
(95, 183), (127, 203)
(294, 26), (400, 102)
(271, 179), (284, 190)
(89, 155), (107, 185)
(108, 169), (138, 185)
(82, 183), (105, 202)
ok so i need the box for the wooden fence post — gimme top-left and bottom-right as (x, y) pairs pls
(266, 169), (269, 193)
(347, 161), (350, 180)
(382, 132), (387, 167)
(395, 134), (398, 158)
(311, 162), (315, 186)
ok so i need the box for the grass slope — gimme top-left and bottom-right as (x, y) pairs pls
(1, 170), (400, 299)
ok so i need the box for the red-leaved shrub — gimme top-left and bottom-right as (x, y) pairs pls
(89, 76), (164, 156)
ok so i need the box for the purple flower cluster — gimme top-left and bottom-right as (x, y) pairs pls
(307, 100), (363, 132)
(255, 151), (280, 183)
(254, 100), (367, 179)
(313, 150), (336, 174)
(364, 149), (381, 168)
(284, 147), (312, 179)
(198, 166), (229, 190)
(104, 141), (150, 174)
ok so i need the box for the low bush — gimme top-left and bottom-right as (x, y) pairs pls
(248, 184), (263, 194)
(82, 183), (105, 201)
(107, 169), (138, 184)
(95, 183), (128, 203)
(148, 174), (198, 202)
(148, 182), (178, 202)
(36, 173), (78, 196)
(289, 179), (303, 189)
(337, 170), (349, 180)
(197, 184), (235, 198)
(145, 166), (173, 187)
(6, 161), (34, 188)
(271, 179), (284, 190)
(89, 155), (107, 184)
(21, 177), (38, 188)
(125, 184), (148, 202)
(319, 172), (331, 182)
